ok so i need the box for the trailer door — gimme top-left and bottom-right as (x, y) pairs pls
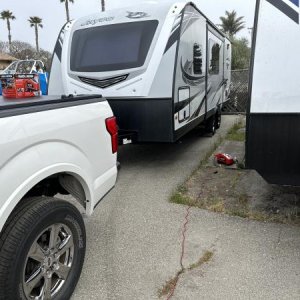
(173, 5), (206, 132)
(206, 27), (224, 117)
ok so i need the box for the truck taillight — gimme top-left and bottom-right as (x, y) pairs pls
(105, 116), (118, 154)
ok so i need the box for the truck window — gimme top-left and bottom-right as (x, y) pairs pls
(70, 20), (159, 72)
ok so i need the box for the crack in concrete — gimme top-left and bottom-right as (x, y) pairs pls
(159, 206), (215, 299)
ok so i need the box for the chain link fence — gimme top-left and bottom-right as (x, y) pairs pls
(223, 69), (249, 114)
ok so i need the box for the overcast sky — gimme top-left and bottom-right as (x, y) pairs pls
(0, 0), (256, 51)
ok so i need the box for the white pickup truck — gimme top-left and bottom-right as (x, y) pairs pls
(0, 94), (118, 300)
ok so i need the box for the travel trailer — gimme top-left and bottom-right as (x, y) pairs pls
(49, 1), (232, 143)
(246, 0), (300, 185)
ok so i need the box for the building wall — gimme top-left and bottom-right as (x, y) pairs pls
(0, 60), (13, 71)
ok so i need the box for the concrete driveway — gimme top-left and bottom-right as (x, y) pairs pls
(72, 116), (300, 300)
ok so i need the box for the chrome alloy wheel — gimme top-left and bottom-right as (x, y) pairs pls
(23, 223), (74, 300)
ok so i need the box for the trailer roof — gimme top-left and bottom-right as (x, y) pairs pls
(186, 2), (227, 39)
(73, 0), (228, 40)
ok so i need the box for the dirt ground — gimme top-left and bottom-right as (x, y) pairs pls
(171, 122), (300, 226)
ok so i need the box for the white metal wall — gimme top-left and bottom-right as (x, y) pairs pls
(251, 0), (300, 113)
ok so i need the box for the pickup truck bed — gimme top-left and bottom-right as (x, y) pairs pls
(0, 94), (104, 118)
(0, 93), (118, 300)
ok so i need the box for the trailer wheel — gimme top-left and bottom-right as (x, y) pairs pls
(0, 197), (86, 300)
(215, 111), (222, 129)
(205, 115), (216, 136)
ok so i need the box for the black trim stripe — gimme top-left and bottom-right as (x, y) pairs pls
(164, 27), (181, 53)
(267, 0), (299, 23)
(48, 22), (68, 94)
(174, 90), (202, 113)
(174, 98), (190, 113)
(246, 0), (261, 166)
(174, 114), (205, 141)
(79, 74), (128, 89)
(189, 95), (206, 119)
(54, 40), (62, 62)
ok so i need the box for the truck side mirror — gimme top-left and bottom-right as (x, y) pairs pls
(193, 43), (202, 75)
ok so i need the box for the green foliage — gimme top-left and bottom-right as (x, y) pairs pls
(28, 17), (43, 52)
(232, 37), (251, 70)
(219, 10), (245, 36)
(28, 16), (43, 28)
(60, 0), (75, 22)
(0, 40), (52, 71)
(226, 120), (246, 141)
(1, 10), (16, 48)
(0, 10), (16, 21)
(219, 10), (251, 70)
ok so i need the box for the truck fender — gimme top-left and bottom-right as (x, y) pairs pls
(0, 142), (95, 232)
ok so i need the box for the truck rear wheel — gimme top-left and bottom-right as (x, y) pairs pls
(0, 197), (86, 300)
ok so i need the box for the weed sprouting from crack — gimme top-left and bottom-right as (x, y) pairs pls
(158, 269), (183, 298)
(159, 250), (214, 298)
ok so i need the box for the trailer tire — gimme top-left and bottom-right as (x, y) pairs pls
(0, 197), (86, 300)
(215, 110), (222, 129)
(205, 115), (216, 136)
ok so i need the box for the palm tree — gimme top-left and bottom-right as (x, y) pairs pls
(0, 10), (16, 52)
(28, 17), (43, 52)
(60, 0), (74, 22)
(101, 0), (105, 12)
(219, 10), (245, 36)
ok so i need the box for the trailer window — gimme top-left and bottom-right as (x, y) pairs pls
(70, 20), (158, 72)
(193, 43), (203, 75)
(209, 39), (221, 75)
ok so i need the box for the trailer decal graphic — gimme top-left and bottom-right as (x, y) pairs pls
(164, 27), (180, 53)
(126, 12), (150, 19)
(180, 58), (205, 86)
(54, 40), (62, 62)
(289, 0), (299, 6)
(267, 0), (299, 23)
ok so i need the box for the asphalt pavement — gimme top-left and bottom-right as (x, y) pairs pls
(71, 115), (300, 300)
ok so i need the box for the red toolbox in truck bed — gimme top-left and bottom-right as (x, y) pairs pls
(0, 74), (41, 99)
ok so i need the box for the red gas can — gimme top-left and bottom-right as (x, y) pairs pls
(214, 153), (236, 166)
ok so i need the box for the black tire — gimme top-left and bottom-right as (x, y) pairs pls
(215, 110), (222, 129)
(205, 115), (216, 136)
(0, 197), (86, 300)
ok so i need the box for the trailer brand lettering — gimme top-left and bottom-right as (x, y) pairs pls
(267, 0), (299, 23)
(126, 11), (150, 19)
(80, 17), (114, 27)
